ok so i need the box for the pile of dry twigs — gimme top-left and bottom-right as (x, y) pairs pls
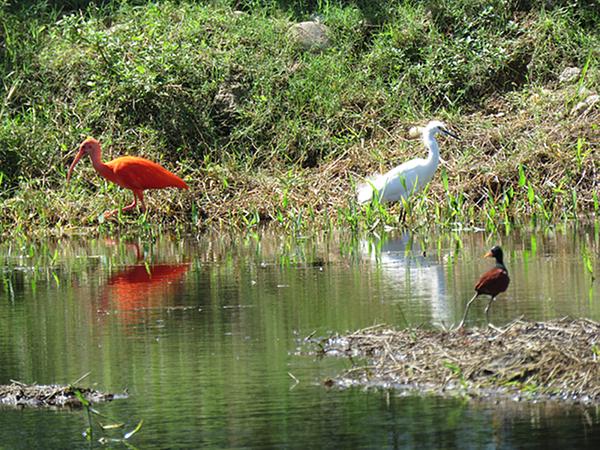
(320, 317), (600, 404)
(0, 380), (116, 408)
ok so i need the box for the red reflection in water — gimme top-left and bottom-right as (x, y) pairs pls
(100, 263), (191, 324)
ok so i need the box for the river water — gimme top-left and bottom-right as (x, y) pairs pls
(0, 225), (598, 449)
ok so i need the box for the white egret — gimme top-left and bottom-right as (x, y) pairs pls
(357, 120), (459, 205)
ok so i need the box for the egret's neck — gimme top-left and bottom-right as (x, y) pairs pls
(423, 133), (440, 165)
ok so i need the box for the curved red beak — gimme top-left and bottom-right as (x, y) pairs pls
(66, 148), (85, 183)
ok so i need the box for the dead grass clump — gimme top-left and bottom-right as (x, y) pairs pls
(320, 317), (600, 404)
(0, 381), (117, 408)
(451, 85), (599, 208)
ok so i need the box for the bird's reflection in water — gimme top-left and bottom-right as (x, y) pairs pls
(99, 241), (191, 325)
(361, 233), (451, 326)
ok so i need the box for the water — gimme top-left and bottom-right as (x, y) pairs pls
(0, 226), (599, 449)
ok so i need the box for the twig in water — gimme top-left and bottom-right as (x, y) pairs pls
(288, 372), (300, 390)
(71, 371), (91, 386)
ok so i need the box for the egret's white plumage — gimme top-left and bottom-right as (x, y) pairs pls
(357, 120), (458, 205)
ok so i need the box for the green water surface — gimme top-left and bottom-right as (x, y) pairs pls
(0, 227), (598, 449)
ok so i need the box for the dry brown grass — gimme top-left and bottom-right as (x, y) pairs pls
(0, 380), (116, 407)
(1, 83), (597, 235)
(193, 82), (598, 229)
(319, 317), (600, 404)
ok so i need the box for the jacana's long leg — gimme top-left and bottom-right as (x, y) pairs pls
(484, 296), (496, 325)
(457, 292), (479, 328)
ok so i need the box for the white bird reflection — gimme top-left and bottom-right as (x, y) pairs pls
(361, 233), (452, 326)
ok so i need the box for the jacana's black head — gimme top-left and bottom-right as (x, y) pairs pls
(485, 246), (505, 266)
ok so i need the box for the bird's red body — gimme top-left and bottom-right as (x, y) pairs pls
(67, 138), (188, 218)
(458, 246), (510, 328)
(102, 156), (188, 191)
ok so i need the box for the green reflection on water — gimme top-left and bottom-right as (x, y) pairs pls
(0, 226), (599, 448)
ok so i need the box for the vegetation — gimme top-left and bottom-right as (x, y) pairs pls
(319, 317), (600, 404)
(0, 0), (598, 235)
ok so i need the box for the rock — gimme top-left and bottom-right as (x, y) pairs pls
(559, 67), (581, 84)
(214, 82), (244, 115)
(408, 126), (422, 139)
(288, 21), (330, 51)
(571, 93), (599, 117)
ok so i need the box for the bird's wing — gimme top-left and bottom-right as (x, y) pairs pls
(378, 159), (428, 202)
(357, 173), (382, 204)
(108, 157), (188, 190)
(357, 156), (439, 204)
(475, 268), (510, 295)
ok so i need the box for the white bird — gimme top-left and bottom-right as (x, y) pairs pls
(357, 120), (459, 205)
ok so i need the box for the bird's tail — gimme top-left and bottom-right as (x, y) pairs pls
(356, 174), (381, 204)
(170, 177), (189, 189)
(166, 171), (188, 189)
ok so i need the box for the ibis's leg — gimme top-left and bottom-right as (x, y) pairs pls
(104, 191), (138, 219)
(457, 293), (479, 328)
(136, 190), (146, 212)
(122, 190), (142, 213)
(484, 296), (496, 325)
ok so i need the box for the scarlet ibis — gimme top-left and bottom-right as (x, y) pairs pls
(458, 246), (510, 328)
(357, 120), (459, 204)
(67, 138), (188, 218)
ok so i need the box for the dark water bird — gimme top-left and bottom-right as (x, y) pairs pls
(458, 246), (510, 328)
(67, 137), (188, 219)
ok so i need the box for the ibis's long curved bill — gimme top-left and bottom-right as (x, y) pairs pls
(441, 128), (460, 140)
(66, 148), (85, 183)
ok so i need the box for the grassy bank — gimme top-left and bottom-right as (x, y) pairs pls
(0, 0), (598, 236)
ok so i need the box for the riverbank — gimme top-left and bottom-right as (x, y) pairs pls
(0, 1), (598, 236)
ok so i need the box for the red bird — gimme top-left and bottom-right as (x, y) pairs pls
(458, 245), (510, 328)
(67, 138), (188, 218)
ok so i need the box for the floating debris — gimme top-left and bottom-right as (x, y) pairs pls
(0, 381), (121, 408)
(317, 317), (600, 404)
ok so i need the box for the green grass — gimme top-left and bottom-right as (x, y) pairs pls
(0, 0), (598, 235)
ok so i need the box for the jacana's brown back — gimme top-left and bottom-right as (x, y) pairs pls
(475, 267), (510, 296)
